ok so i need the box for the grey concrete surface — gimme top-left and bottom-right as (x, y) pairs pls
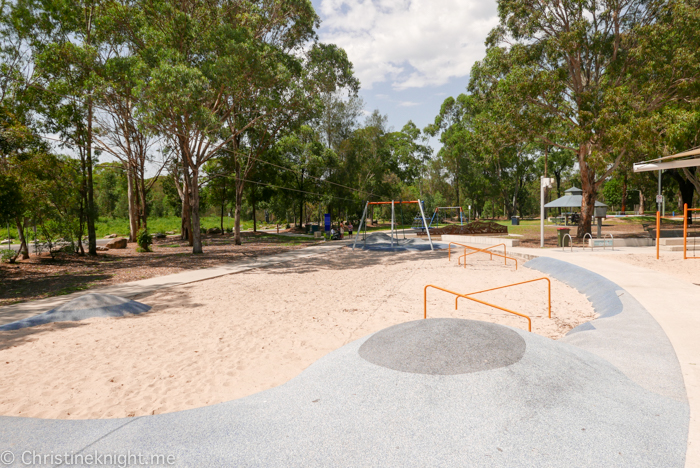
(356, 232), (447, 251)
(511, 246), (700, 467)
(0, 294), (150, 331)
(359, 318), (526, 374)
(0, 257), (689, 467)
(526, 257), (687, 403)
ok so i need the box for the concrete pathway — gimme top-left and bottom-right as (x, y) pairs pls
(509, 245), (700, 467)
(0, 240), (352, 327)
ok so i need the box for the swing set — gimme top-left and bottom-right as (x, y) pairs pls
(352, 200), (434, 251)
(429, 206), (465, 228)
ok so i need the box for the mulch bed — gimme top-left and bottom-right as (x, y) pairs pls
(0, 231), (320, 307)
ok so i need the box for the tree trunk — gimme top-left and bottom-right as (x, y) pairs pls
(14, 217), (28, 260)
(252, 191), (257, 233)
(190, 169), (203, 254)
(86, 96), (97, 256)
(639, 191), (645, 215)
(670, 167), (695, 224)
(127, 165), (139, 242)
(220, 178), (226, 233)
(139, 174), (148, 232)
(298, 169), (304, 228)
(621, 172), (628, 213)
(234, 180), (244, 245)
(577, 150), (596, 238)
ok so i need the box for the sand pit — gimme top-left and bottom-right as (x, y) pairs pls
(0, 248), (595, 419)
(600, 252), (700, 285)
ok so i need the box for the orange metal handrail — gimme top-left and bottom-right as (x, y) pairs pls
(454, 277), (551, 319)
(424, 284), (532, 332)
(448, 241), (499, 261)
(460, 242), (505, 262)
(448, 241), (512, 265)
(456, 244), (519, 270)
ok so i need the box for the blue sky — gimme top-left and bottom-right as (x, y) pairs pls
(311, 0), (499, 136)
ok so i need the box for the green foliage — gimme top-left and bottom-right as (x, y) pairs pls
(0, 174), (23, 222)
(135, 228), (152, 253)
(1, 250), (15, 263)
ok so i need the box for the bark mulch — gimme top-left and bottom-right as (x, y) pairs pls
(0, 231), (321, 307)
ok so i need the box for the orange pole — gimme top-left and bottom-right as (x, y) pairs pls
(424, 284), (532, 332)
(684, 204), (688, 260)
(457, 245), (518, 270)
(367, 201), (419, 205)
(455, 277), (551, 318)
(656, 210), (660, 260)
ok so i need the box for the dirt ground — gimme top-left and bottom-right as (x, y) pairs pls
(0, 248), (595, 419)
(0, 232), (319, 307)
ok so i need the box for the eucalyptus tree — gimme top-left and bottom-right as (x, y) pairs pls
(115, 0), (357, 252)
(474, 0), (700, 236)
(93, 52), (167, 242)
(8, 0), (115, 254)
(275, 125), (332, 228)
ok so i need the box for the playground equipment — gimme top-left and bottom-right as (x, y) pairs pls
(423, 284), (532, 332)
(683, 203), (700, 260)
(429, 206), (465, 228)
(447, 241), (518, 270)
(455, 277), (552, 319)
(352, 200), (433, 251)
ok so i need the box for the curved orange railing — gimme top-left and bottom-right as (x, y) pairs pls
(450, 242), (518, 270)
(454, 277), (551, 319)
(424, 284), (532, 332)
(448, 241), (503, 261)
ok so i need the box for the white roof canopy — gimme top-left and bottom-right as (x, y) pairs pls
(633, 147), (700, 172)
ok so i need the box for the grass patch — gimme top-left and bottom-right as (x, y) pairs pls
(94, 216), (257, 238)
(56, 283), (94, 296)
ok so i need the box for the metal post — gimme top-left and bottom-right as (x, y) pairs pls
(656, 210), (660, 260)
(418, 200), (434, 251)
(540, 178), (545, 248)
(657, 170), (662, 213)
(390, 200), (395, 249)
(684, 203), (688, 260)
(352, 201), (369, 251)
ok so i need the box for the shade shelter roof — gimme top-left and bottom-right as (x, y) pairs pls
(544, 187), (608, 208)
(633, 146), (700, 172)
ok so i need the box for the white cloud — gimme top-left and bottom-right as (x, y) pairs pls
(317, 0), (498, 90)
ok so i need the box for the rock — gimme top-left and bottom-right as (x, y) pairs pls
(104, 233), (118, 239)
(207, 227), (222, 234)
(96, 246), (109, 251)
(166, 231), (175, 235)
(105, 237), (127, 249)
(153, 233), (166, 239)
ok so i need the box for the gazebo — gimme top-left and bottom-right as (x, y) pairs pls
(544, 187), (608, 225)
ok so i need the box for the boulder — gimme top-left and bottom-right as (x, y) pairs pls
(96, 246), (109, 251)
(166, 231), (175, 235)
(105, 237), (127, 249)
(104, 233), (118, 239)
(207, 227), (222, 235)
(153, 232), (166, 239)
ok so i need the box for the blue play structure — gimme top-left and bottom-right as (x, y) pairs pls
(412, 206), (465, 232)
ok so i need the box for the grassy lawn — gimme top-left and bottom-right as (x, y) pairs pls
(94, 216), (276, 237)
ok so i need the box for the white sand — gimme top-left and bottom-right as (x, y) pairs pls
(601, 252), (700, 285)
(0, 249), (595, 419)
